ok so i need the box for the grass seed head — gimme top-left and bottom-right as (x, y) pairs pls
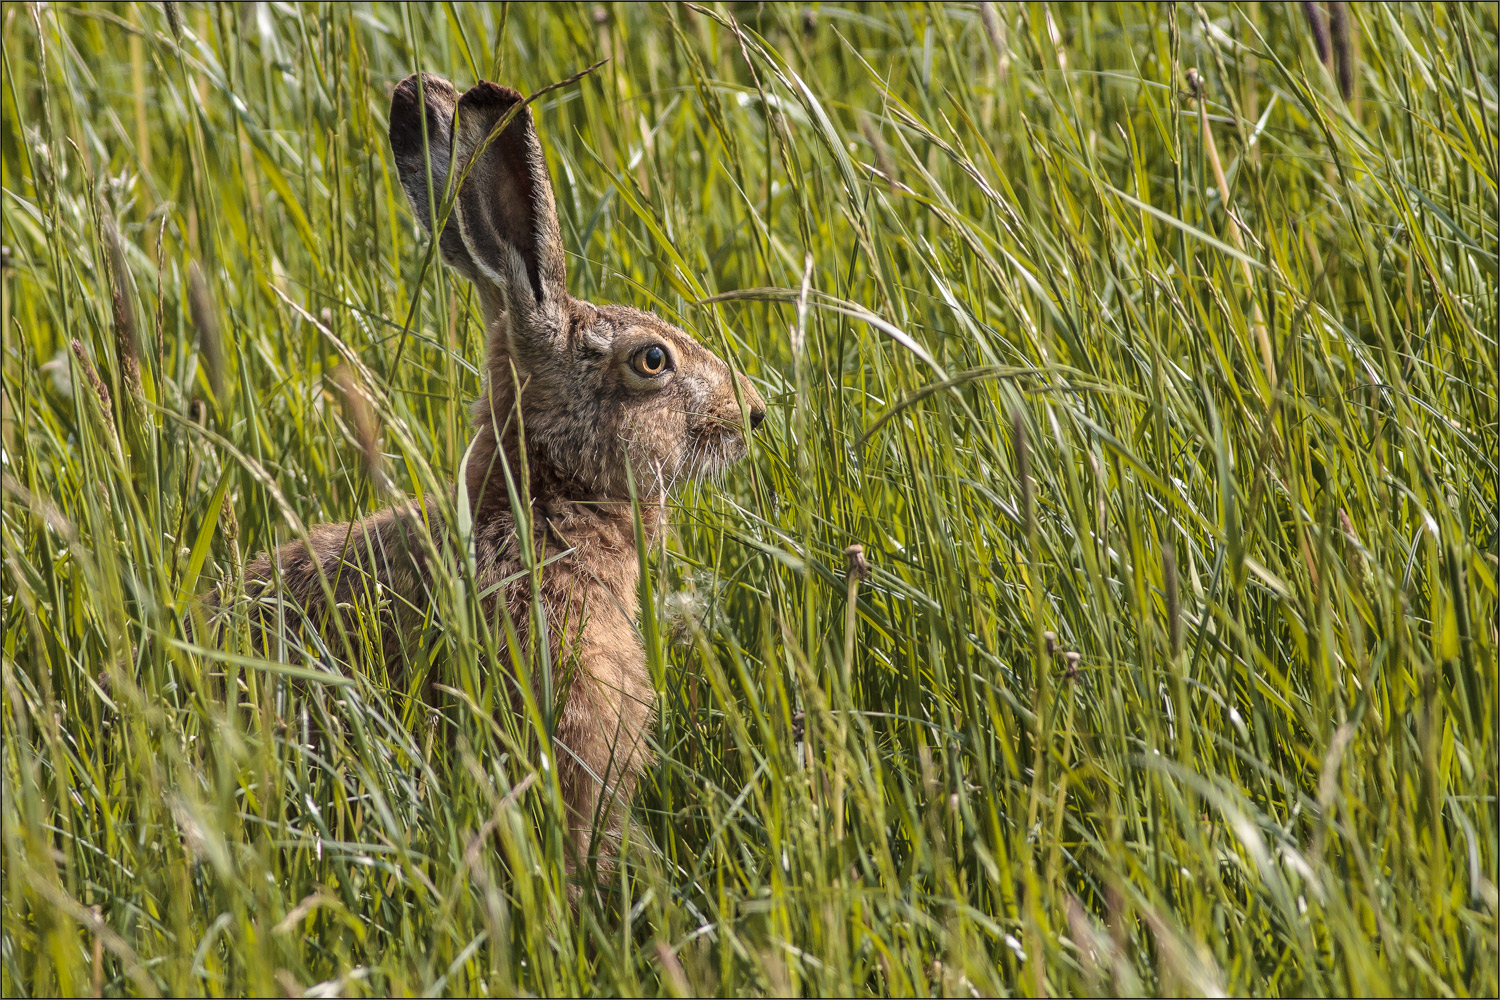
(1301, 1), (1332, 65)
(103, 219), (142, 404)
(187, 262), (225, 407)
(69, 339), (115, 440)
(1329, 2), (1356, 99)
(332, 364), (387, 493)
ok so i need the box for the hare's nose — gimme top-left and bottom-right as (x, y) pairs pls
(734, 371), (766, 429)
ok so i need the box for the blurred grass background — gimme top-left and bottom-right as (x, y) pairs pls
(2, 2), (1496, 996)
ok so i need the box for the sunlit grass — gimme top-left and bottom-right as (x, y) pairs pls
(2, 2), (1496, 996)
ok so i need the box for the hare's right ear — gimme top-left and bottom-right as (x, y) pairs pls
(389, 73), (482, 284)
(447, 82), (569, 347)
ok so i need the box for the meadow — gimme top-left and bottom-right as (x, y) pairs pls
(2, 2), (1496, 996)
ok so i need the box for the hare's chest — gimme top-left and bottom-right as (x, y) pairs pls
(545, 564), (653, 718)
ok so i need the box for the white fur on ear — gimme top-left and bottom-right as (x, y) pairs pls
(455, 223), (538, 323)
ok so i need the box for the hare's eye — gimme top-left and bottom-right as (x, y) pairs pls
(631, 344), (671, 377)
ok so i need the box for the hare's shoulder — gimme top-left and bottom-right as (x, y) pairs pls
(470, 509), (526, 582)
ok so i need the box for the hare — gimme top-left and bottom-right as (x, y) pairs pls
(230, 74), (766, 881)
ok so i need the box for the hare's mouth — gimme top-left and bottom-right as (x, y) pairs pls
(676, 421), (748, 486)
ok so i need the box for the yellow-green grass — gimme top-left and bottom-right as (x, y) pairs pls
(2, 2), (1495, 996)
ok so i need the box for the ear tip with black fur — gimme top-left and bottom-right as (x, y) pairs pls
(390, 73), (457, 114)
(457, 80), (528, 117)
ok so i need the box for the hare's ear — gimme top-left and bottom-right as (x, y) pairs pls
(389, 73), (482, 283)
(447, 82), (569, 341)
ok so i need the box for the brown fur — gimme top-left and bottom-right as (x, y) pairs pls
(229, 74), (765, 881)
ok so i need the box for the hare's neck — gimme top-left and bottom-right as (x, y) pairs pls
(533, 490), (663, 661)
(464, 418), (663, 542)
(538, 497), (661, 590)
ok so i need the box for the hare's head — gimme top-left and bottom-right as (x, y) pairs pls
(389, 75), (765, 501)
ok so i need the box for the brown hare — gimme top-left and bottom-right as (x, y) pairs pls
(230, 73), (766, 883)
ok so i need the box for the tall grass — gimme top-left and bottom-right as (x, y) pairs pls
(2, 2), (1496, 995)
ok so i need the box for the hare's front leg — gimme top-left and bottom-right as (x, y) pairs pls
(552, 617), (657, 884)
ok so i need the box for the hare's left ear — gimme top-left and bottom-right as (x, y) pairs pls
(389, 73), (483, 284)
(448, 82), (569, 349)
